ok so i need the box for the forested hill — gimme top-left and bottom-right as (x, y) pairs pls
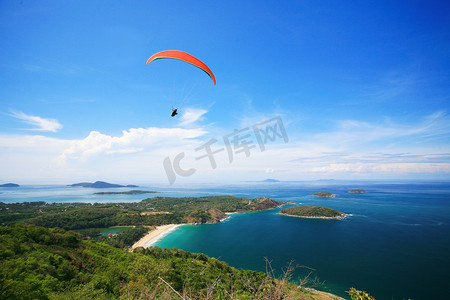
(0, 224), (342, 299)
(1, 196), (284, 230)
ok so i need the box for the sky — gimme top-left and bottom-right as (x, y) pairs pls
(1, 0), (449, 185)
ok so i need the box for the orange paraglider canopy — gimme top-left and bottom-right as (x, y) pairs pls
(146, 50), (216, 85)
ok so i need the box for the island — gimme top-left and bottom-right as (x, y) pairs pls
(311, 191), (335, 197)
(262, 178), (280, 182)
(348, 189), (367, 193)
(93, 190), (158, 195)
(278, 206), (349, 219)
(69, 181), (138, 188)
(0, 183), (20, 187)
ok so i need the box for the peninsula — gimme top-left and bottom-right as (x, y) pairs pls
(311, 191), (335, 197)
(69, 181), (138, 188)
(2, 196), (285, 229)
(278, 206), (349, 219)
(93, 190), (158, 195)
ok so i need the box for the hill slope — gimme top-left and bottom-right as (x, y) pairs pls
(1, 196), (284, 229)
(0, 224), (343, 299)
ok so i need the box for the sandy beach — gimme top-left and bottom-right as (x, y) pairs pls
(130, 224), (181, 251)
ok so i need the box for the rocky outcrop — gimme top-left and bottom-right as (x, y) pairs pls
(311, 192), (335, 198)
(253, 197), (283, 210)
(207, 208), (228, 223)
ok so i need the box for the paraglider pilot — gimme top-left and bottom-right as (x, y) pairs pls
(171, 107), (178, 117)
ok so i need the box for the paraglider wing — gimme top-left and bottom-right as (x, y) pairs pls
(146, 50), (216, 85)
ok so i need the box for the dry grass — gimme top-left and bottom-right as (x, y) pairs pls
(139, 211), (172, 216)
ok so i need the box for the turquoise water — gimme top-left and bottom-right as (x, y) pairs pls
(2, 182), (449, 299)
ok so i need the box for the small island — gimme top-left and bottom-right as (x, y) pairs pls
(69, 181), (138, 188)
(0, 183), (20, 187)
(93, 190), (158, 195)
(311, 192), (335, 197)
(348, 189), (367, 193)
(278, 206), (349, 219)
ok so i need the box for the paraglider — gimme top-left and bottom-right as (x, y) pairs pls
(171, 107), (178, 117)
(146, 50), (216, 117)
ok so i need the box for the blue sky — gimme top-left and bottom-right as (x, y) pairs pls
(1, 0), (449, 184)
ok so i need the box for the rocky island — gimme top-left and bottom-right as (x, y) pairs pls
(69, 181), (138, 188)
(311, 191), (335, 197)
(278, 206), (349, 219)
(93, 190), (158, 195)
(348, 189), (367, 193)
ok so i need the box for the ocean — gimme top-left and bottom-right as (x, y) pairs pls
(2, 181), (449, 299)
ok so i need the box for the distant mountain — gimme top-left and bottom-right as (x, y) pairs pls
(69, 181), (138, 188)
(0, 183), (19, 187)
(262, 179), (280, 182)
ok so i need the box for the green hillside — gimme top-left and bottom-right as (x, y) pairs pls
(1, 196), (283, 230)
(0, 224), (341, 299)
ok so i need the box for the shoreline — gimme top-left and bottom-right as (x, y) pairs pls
(130, 224), (183, 251)
(130, 212), (240, 251)
(305, 288), (346, 300)
(129, 220), (345, 300)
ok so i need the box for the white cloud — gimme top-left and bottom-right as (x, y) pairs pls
(309, 162), (450, 175)
(0, 134), (71, 152)
(1, 110), (450, 184)
(265, 168), (275, 174)
(0, 134), (72, 183)
(256, 111), (450, 179)
(310, 111), (450, 148)
(179, 108), (208, 126)
(0, 126), (211, 183)
(57, 126), (207, 163)
(9, 110), (62, 132)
